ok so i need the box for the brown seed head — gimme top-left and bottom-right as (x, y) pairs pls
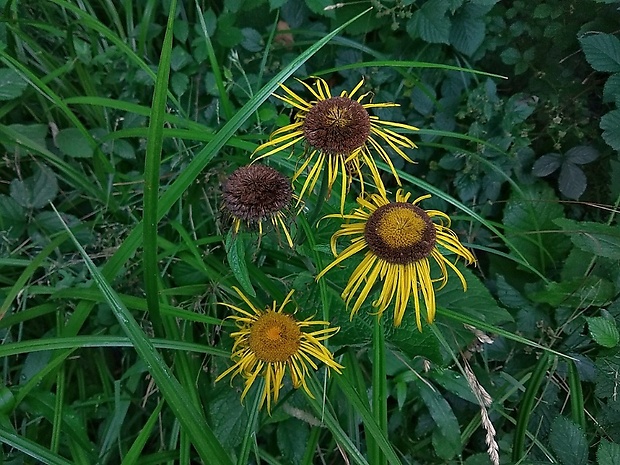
(222, 165), (292, 221)
(302, 96), (371, 155)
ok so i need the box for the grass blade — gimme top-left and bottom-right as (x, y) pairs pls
(50, 203), (234, 465)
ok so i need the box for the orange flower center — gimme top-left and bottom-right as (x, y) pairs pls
(249, 311), (301, 363)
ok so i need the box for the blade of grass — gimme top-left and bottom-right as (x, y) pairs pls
(0, 233), (67, 320)
(194, 0), (233, 120)
(237, 380), (264, 465)
(0, 418), (74, 465)
(332, 375), (402, 465)
(120, 399), (164, 465)
(143, 0), (177, 336)
(512, 352), (555, 463)
(568, 360), (586, 431)
(50, 203), (234, 465)
(370, 319), (388, 465)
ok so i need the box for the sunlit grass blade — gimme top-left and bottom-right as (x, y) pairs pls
(143, 0), (177, 336)
(50, 203), (234, 465)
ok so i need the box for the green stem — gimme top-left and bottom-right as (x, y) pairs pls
(370, 318), (388, 465)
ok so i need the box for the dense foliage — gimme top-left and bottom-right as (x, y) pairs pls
(1, 0), (619, 464)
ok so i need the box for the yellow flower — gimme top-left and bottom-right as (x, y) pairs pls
(216, 287), (343, 412)
(253, 77), (418, 212)
(222, 164), (295, 247)
(317, 189), (476, 330)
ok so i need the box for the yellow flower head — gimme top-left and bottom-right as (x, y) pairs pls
(216, 287), (343, 413)
(317, 189), (476, 331)
(253, 77), (419, 212)
(222, 164), (295, 247)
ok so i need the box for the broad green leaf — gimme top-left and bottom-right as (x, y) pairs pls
(438, 266), (513, 325)
(579, 33), (620, 73)
(529, 277), (614, 308)
(548, 416), (588, 465)
(449, 7), (485, 55)
(9, 164), (58, 209)
(418, 380), (461, 459)
(0, 68), (28, 100)
(585, 316), (619, 348)
(407, 0), (451, 44)
(564, 145), (599, 164)
(597, 439), (620, 465)
(503, 183), (569, 273)
(558, 162), (586, 199)
(603, 73), (620, 103)
(532, 153), (561, 177)
(225, 231), (256, 297)
(55, 127), (94, 158)
(1, 123), (48, 153)
(554, 218), (620, 260)
(600, 109), (620, 151)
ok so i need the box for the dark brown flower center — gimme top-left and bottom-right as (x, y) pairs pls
(249, 311), (301, 363)
(302, 96), (371, 155)
(222, 165), (292, 221)
(364, 203), (436, 264)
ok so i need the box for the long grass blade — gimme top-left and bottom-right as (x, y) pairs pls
(50, 203), (234, 465)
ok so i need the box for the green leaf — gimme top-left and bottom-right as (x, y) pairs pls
(532, 153), (561, 177)
(597, 439), (620, 465)
(171, 72), (189, 96)
(407, 0), (451, 44)
(225, 231), (256, 297)
(418, 380), (461, 459)
(170, 45), (193, 71)
(9, 164), (58, 209)
(449, 7), (485, 55)
(564, 145), (599, 164)
(579, 33), (620, 72)
(55, 127), (94, 158)
(603, 73), (620, 103)
(1, 123), (48, 153)
(600, 109), (620, 151)
(0, 194), (25, 232)
(558, 162), (586, 200)
(529, 277), (615, 308)
(503, 183), (569, 273)
(554, 218), (620, 260)
(585, 316), (619, 348)
(548, 416), (588, 465)
(0, 68), (28, 100)
(437, 266), (513, 325)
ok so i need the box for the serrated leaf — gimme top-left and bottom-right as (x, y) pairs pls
(438, 266), (513, 325)
(585, 316), (619, 348)
(600, 109), (620, 151)
(170, 45), (193, 71)
(554, 218), (620, 260)
(549, 416), (588, 465)
(418, 381), (461, 459)
(532, 153), (561, 176)
(56, 127), (94, 158)
(171, 72), (189, 97)
(225, 231), (255, 297)
(598, 439), (620, 465)
(0, 68), (28, 100)
(529, 277), (614, 308)
(449, 7), (485, 55)
(407, 0), (451, 44)
(558, 162), (587, 200)
(9, 165), (58, 209)
(603, 73), (620, 103)
(241, 28), (263, 52)
(579, 33), (620, 72)
(503, 183), (569, 272)
(564, 145), (599, 164)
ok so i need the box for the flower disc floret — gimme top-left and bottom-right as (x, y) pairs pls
(303, 96), (371, 155)
(249, 311), (301, 363)
(364, 203), (436, 265)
